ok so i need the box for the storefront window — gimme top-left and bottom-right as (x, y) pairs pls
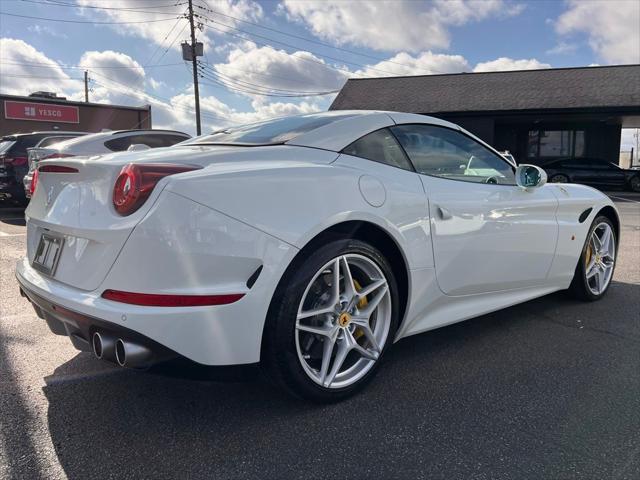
(527, 130), (585, 159)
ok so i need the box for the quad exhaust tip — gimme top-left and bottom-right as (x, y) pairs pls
(92, 331), (116, 363)
(114, 338), (154, 369)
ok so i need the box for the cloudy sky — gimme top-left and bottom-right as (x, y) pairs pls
(0, 0), (639, 140)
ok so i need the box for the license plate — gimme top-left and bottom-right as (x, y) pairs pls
(32, 233), (64, 276)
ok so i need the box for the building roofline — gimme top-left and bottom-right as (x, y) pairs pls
(0, 92), (151, 112)
(343, 63), (640, 82)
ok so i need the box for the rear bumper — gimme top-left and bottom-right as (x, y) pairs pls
(17, 278), (175, 358)
(15, 254), (281, 366)
(16, 190), (297, 366)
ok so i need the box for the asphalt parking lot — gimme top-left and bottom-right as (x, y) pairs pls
(1, 193), (639, 480)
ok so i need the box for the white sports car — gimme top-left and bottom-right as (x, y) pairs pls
(16, 111), (619, 402)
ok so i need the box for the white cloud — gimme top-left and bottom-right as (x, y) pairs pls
(545, 41), (578, 55)
(473, 57), (551, 72)
(0, 38), (320, 135)
(78, 51), (146, 93)
(280, 0), (523, 52)
(356, 51), (469, 77)
(555, 0), (640, 64)
(27, 25), (68, 39)
(155, 90), (324, 133)
(212, 41), (347, 96)
(0, 38), (81, 96)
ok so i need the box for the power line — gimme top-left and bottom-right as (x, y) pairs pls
(197, 18), (356, 79)
(0, 11), (180, 24)
(195, 13), (433, 78)
(143, 14), (187, 66)
(153, 21), (190, 65)
(19, 0), (186, 13)
(0, 60), (184, 70)
(18, 0), (185, 15)
(199, 74), (337, 98)
(195, 2), (444, 75)
(198, 62), (340, 96)
(1, 73), (83, 80)
(90, 70), (235, 124)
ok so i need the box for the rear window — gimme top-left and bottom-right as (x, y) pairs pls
(187, 113), (357, 146)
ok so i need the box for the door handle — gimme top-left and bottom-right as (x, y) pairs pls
(437, 206), (452, 220)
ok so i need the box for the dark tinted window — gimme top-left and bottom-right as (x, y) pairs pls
(189, 113), (356, 145)
(342, 128), (413, 171)
(104, 136), (134, 152)
(104, 133), (189, 151)
(392, 124), (515, 185)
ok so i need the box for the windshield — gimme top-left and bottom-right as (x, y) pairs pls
(187, 112), (357, 146)
(0, 140), (16, 155)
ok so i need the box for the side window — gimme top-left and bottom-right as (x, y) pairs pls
(128, 134), (167, 148)
(342, 128), (414, 171)
(158, 134), (189, 147)
(391, 124), (516, 185)
(104, 136), (134, 152)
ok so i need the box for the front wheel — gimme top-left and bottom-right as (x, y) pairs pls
(629, 175), (640, 192)
(569, 216), (617, 301)
(263, 239), (399, 402)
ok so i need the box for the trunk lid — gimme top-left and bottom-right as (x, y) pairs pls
(25, 146), (216, 291)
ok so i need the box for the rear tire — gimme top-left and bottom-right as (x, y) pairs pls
(629, 175), (640, 192)
(263, 238), (400, 403)
(568, 216), (617, 301)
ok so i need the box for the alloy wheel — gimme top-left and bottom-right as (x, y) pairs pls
(295, 254), (392, 389)
(584, 222), (616, 295)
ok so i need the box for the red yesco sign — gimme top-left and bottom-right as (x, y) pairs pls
(4, 100), (80, 124)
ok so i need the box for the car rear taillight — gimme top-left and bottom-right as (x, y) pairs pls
(43, 153), (75, 160)
(113, 163), (201, 216)
(30, 168), (39, 195)
(3, 156), (28, 166)
(32, 165), (79, 195)
(38, 165), (79, 173)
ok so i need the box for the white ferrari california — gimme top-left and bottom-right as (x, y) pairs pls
(16, 111), (619, 402)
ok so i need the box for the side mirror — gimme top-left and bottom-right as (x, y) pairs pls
(515, 164), (547, 189)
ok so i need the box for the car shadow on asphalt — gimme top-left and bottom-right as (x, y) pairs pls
(0, 206), (26, 226)
(32, 281), (640, 479)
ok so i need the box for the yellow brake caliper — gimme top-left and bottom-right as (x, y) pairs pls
(353, 280), (368, 340)
(585, 242), (593, 268)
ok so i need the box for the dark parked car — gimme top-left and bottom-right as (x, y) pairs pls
(543, 158), (640, 192)
(0, 131), (85, 204)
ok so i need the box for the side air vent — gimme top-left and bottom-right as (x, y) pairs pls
(246, 265), (263, 289)
(578, 207), (593, 223)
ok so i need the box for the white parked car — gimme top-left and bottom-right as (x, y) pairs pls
(16, 111), (619, 402)
(23, 129), (190, 197)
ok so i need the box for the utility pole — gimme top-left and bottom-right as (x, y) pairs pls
(84, 70), (89, 103)
(187, 0), (201, 135)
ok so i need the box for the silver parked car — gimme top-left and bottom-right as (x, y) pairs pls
(24, 129), (191, 197)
